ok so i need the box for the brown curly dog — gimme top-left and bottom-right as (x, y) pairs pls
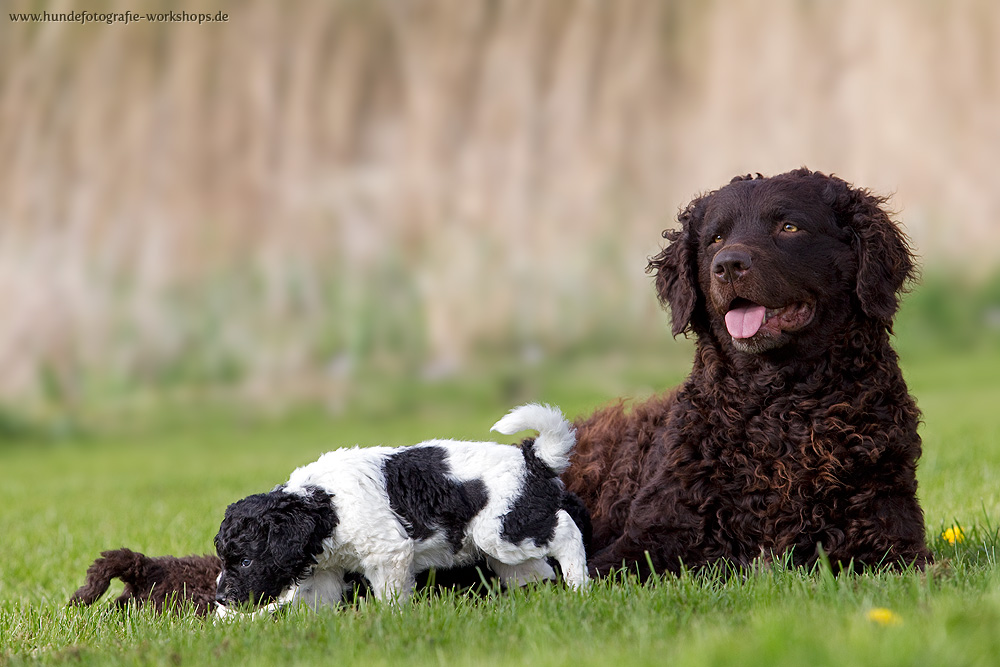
(565, 168), (930, 577)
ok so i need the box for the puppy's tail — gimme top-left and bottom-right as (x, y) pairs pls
(68, 548), (145, 606)
(491, 403), (576, 474)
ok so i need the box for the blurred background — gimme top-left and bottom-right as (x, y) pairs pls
(1, 0), (999, 424)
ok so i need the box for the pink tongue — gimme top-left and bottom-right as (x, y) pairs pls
(725, 304), (767, 339)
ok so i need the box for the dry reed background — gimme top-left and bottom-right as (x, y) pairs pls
(1, 0), (999, 406)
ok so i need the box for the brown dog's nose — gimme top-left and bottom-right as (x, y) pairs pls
(712, 248), (752, 283)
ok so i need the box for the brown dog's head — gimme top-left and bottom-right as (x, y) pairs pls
(647, 168), (915, 356)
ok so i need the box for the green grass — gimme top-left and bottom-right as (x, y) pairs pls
(1, 339), (999, 666)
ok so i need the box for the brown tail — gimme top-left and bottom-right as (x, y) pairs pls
(68, 548), (146, 606)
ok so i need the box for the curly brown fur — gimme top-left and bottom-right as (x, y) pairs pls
(69, 548), (221, 616)
(563, 168), (930, 577)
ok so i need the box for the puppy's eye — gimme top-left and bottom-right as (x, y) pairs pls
(241, 559), (252, 568)
(711, 234), (723, 244)
(782, 223), (799, 233)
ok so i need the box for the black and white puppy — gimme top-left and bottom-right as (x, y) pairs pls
(214, 404), (589, 614)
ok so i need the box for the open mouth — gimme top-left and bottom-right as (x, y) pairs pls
(724, 298), (815, 340)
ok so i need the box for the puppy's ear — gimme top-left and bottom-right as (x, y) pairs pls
(266, 489), (338, 576)
(829, 180), (916, 323)
(646, 197), (704, 336)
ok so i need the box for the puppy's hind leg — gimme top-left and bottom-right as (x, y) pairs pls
(69, 569), (114, 607)
(68, 548), (145, 607)
(547, 510), (590, 590)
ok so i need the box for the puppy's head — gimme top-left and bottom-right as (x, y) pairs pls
(647, 168), (915, 356)
(214, 487), (337, 608)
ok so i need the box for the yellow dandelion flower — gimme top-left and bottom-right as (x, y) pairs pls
(942, 525), (965, 544)
(866, 608), (902, 627)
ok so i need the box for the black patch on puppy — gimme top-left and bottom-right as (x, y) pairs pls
(383, 446), (489, 552)
(501, 437), (563, 546)
(214, 486), (337, 606)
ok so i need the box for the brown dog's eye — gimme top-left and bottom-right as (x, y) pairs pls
(782, 223), (799, 233)
(711, 234), (724, 244)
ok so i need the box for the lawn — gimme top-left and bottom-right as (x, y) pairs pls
(1, 335), (999, 666)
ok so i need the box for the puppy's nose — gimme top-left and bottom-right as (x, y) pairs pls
(215, 592), (227, 605)
(712, 248), (752, 282)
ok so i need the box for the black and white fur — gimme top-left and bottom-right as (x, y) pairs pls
(214, 404), (589, 614)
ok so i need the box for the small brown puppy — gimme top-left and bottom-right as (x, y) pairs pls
(69, 548), (221, 616)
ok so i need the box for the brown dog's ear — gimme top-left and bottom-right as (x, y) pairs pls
(646, 199), (703, 336)
(838, 185), (916, 324)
